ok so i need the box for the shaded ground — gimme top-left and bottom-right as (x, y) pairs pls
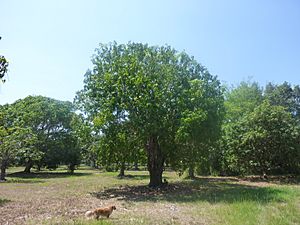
(0, 198), (11, 206)
(7, 171), (92, 179)
(239, 175), (300, 185)
(0, 168), (299, 225)
(92, 180), (284, 204)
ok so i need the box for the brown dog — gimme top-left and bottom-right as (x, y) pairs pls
(85, 205), (116, 219)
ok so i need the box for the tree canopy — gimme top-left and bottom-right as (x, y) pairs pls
(76, 42), (224, 186)
(222, 81), (300, 175)
(0, 96), (81, 177)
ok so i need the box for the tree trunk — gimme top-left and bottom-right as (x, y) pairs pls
(134, 161), (139, 171)
(188, 165), (195, 179)
(37, 163), (42, 171)
(68, 164), (75, 174)
(118, 162), (125, 177)
(91, 158), (99, 169)
(24, 159), (33, 173)
(146, 135), (164, 187)
(0, 162), (7, 181)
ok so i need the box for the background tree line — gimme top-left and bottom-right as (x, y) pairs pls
(0, 96), (82, 180)
(221, 81), (300, 176)
(1, 42), (299, 186)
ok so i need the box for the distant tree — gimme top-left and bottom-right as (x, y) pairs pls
(61, 132), (81, 174)
(95, 120), (144, 176)
(175, 79), (224, 178)
(70, 114), (95, 167)
(294, 85), (300, 120)
(225, 81), (263, 123)
(227, 100), (300, 175)
(221, 81), (264, 174)
(11, 96), (78, 172)
(0, 105), (38, 180)
(76, 42), (224, 186)
(265, 82), (300, 120)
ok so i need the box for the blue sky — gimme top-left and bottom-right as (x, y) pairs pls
(1, 0), (299, 104)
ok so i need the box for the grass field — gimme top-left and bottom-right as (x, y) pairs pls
(0, 166), (299, 225)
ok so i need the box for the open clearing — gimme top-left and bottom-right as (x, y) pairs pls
(0, 167), (300, 225)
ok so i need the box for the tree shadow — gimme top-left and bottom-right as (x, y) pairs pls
(117, 174), (149, 180)
(185, 176), (239, 183)
(5, 178), (45, 184)
(239, 175), (300, 185)
(7, 171), (93, 180)
(0, 198), (11, 207)
(91, 177), (287, 204)
(117, 174), (170, 181)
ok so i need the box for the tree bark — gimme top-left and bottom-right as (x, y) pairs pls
(134, 161), (139, 171)
(37, 163), (42, 171)
(91, 158), (99, 169)
(188, 165), (195, 179)
(146, 135), (164, 187)
(68, 163), (75, 174)
(24, 159), (33, 173)
(118, 162), (125, 177)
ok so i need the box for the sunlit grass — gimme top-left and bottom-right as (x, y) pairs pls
(214, 186), (300, 225)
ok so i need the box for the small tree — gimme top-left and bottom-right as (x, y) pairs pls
(0, 126), (37, 181)
(0, 56), (8, 83)
(0, 37), (9, 83)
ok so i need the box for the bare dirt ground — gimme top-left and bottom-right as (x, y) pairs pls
(0, 177), (206, 224)
(0, 168), (299, 225)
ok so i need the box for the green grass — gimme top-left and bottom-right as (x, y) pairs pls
(215, 186), (300, 225)
(1, 167), (300, 225)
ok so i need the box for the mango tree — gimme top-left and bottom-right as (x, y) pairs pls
(11, 96), (78, 172)
(0, 105), (37, 180)
(227, 100), (300, 175)
(76, 42), (223, 187)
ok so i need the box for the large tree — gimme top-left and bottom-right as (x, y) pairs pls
(76, 42), (223, 187)
(11, 96), (78, 172)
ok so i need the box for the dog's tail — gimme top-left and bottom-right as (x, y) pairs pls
(85, 210), (94, 219)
